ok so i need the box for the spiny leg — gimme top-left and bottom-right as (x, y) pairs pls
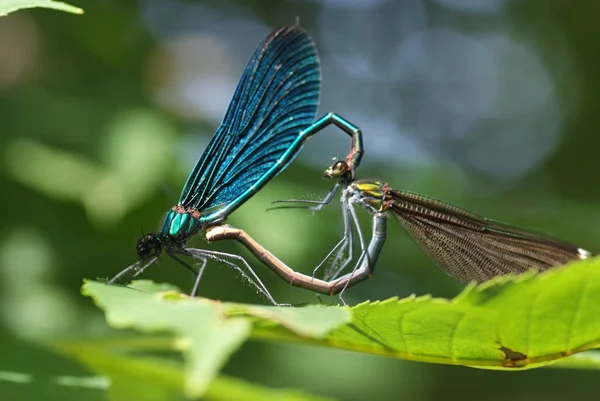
(270, 181), (355, 281)
(337, 201), (370, 303)
(269, 183), (341, 212)
(190, 258), (207, 298)
(205, 223), (385, 303)
(184, 248), (282, 306)
(325, 226), (354, 281)
(108, 257), (159, 285)
(323, 194), (355, 280)
(309, 229), (352, 304)
(167, 251), (199, 277)
(313, 233), (350, 280)
(167, 250), (207, 297)
(312, 195), (354, 281)
(312, 195), (351, 279)
(324, 233), (354, 281)
(271, 184), (355, 281)
(324, 212), (387, 304)
(184, 248), (264, 299)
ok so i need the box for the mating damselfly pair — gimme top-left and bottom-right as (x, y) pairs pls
(108, 23), (590, 305)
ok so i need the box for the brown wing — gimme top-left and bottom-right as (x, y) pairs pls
(388, 190), (589, 283)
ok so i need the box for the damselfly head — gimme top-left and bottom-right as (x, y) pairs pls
(324, 160), (351, 179)
(136, 233), (163, 260)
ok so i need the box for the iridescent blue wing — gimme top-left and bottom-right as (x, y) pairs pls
(178, 24), (320, 219)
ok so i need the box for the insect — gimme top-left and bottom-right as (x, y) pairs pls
(108, 24), (363, 304)
(207, 158), (591, 302)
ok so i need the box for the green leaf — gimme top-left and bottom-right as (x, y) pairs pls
(82, 280), (350, 397)
(224, 302), (351, 337)
(0, 0), (83, 16)
(54, 338), (334, 401)
(254, 257), (600, 370)
(82, 280), (250, 397)
(82, 257), (600, 395)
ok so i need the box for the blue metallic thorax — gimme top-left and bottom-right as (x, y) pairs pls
(160, 208), (202, 241)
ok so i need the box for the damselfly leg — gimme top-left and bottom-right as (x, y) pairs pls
(184, 247), (282, 306)
(326, 195), (367, 281)
(205, 215), (387, 304)
(108, 257), (159, 286)
(163, 249), (207, 297)
(317, 195), (354, 281)
(270, 182), (341, 212)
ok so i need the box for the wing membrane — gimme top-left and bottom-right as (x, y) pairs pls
(178, 25), (320, 214)
(388, 190), (586, 283)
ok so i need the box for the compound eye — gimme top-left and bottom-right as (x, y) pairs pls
(136, 237), (148, 251)
(332, 161), (349, 175)
(324, 160), (350, 178)
(136, 234), (160, 258)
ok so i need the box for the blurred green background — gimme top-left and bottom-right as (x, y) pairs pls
(1, 0), (600, 400)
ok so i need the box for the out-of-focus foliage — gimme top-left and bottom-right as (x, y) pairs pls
(77, 280), (349, 398)
(0, 0), (82, 17)
(2, 1), (600, 400)
(55, 337), (335, 401)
